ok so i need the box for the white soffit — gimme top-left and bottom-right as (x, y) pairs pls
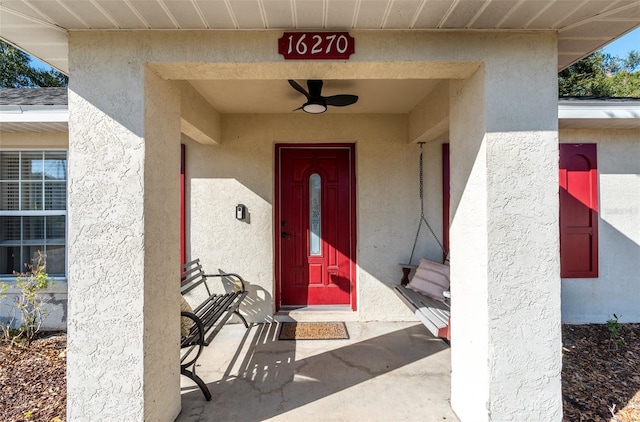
(559, 99), (640, 128)
(0, 1), (639, 74)
(0, 105), (68, 123)
(0, 105), (68, 133)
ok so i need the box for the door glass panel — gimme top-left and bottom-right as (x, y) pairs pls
(309, 173), (321, 255)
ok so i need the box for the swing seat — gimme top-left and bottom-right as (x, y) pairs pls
(395, 285), (450, 340)
(394, 258), (451, 341)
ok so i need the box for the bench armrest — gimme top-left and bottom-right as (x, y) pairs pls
(180, 311), (206, 368)
(204, 272), (246, 292)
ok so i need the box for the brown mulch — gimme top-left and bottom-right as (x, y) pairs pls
(0, 325), (639, 421)
(0, 333), (66, 422)
(563, 324), (640, 421)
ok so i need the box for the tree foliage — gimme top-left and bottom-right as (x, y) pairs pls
(0, 40), (68, 88)
(559, 50), (640, 97)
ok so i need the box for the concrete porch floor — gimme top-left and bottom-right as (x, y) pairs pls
(177, 321), (458, 421)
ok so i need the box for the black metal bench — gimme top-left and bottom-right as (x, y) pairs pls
(394, 284), (450, 341)
(180, 258), (249, 400)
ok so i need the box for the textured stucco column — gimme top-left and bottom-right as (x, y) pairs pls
(449, 45), (562, 419)
(67, 35), (181, 421)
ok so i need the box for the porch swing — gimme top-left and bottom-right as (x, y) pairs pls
(394, 142), (451, 341)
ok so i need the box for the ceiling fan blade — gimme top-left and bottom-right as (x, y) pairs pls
(324, 94), (358, 107)
(288, 80), (310, 100)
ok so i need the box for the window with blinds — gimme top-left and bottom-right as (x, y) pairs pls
(0, 151), (67, 277)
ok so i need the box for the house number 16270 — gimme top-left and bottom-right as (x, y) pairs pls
(278, 32), (355, 60)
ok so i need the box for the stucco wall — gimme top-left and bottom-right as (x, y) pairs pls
(0, 282), (67, 332)
(560, 129), (640, 323)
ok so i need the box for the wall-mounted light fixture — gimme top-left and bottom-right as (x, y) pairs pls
(236, 204), (246, 220)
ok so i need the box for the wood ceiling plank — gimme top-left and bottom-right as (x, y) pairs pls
(125, 0), (177, 29)
(440, 0), (486, 29)
(294, 0), (325, 29)
(27, 0), (88, 28)
(60, 1), (119, 29)
(411, 1), (453, 28)
(554, 1), (617, 28)
(94, 1), (148, 29)
(261, 1), (294, 28)
(467, 1), (515, 29)
(499, 1), (553, 29)
(382, 0), (423, 29)
(325, 0), (358, 29)
(352, 0), (389, 28)
(228, 0), (264, 28)
(194, 1), (236, 29)
(163, 1), (207, 29)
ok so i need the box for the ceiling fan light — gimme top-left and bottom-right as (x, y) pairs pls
(302, 103), (327, 114)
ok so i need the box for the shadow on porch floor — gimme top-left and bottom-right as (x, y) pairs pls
(177, 321), (458, 421)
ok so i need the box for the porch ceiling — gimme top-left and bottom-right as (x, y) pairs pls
(189, 79), (443, 115)
(1, 0), (639, 76)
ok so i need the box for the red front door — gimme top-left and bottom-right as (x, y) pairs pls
(276, 145), (356, 309)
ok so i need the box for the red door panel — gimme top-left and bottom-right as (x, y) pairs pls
(276, 146), (355, 308)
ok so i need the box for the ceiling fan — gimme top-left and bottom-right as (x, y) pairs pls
(288, 80), (358, 114)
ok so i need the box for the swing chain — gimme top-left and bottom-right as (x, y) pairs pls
(408, 143), (446, 265)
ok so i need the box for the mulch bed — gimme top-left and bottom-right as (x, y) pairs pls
(0, 333), (66, 422)
(0, 325), (639, 421)
(562, 323), (640, 421)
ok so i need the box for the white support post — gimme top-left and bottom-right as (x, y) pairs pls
(67, 34), (181, 421)
(449, 52), (562, 420)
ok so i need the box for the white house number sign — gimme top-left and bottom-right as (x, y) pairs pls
(278, 32), (355, 60)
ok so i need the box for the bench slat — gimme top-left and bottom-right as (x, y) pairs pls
(196, 294), (237, 328)
(394, 285), (450, 340)
(192, 291), (233, 315)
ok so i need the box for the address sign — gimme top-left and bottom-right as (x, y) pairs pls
(278, 32), (355, 60)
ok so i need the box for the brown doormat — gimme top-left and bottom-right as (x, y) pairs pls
(278, 322), (349, 340)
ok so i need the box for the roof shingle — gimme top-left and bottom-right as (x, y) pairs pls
(0, 88), (67, 106)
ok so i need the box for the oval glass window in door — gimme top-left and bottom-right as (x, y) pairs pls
(309, 173), (321, 255)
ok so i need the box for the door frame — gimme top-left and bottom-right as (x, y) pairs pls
(274, 143), (357, 311)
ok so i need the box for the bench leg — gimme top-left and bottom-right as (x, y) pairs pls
(234, 310), (249, 328)
(181, 366), (212, 401)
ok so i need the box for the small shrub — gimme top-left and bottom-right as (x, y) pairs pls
(606, 314), (624, 349)
(0, 251), (54, 346)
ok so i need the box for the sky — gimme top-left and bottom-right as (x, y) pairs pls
(29, 56), (51, 71)
(602, 27), (640, 57)
(28, 26), (640, 71)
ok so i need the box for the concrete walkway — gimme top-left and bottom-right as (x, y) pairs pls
(177, 321), (458, 422)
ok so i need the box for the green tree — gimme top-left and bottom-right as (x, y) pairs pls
(559, 50), (640, 97)
(0, 40), (68, 88)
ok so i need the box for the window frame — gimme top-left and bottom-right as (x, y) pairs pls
(0, 149), (68, 279)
